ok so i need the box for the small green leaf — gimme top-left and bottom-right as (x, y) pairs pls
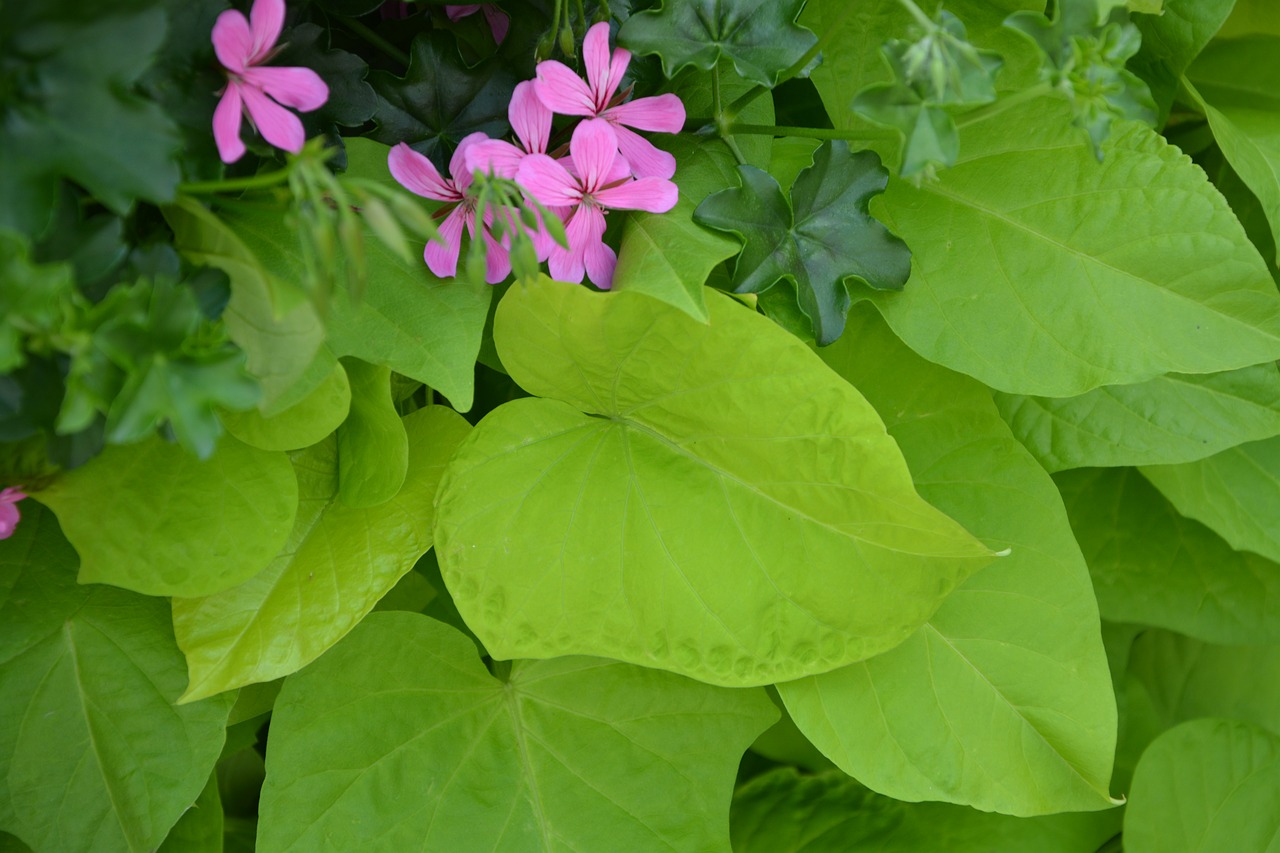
(435, 281), (993, 687)
(618, 0), (817, 88)
(221, 361), (352, 452)
(0, 232), (75, 373)
(173, 406), (471, 701)
(0, 504), (234, 853)
(35, 433), (297, 598)
(336, 359), (407, 508)
(732, 768), (1122, 853)
(1125, 719), (1280, 853)
(694, 141), (910, 345)
(257, 612), (777, 852)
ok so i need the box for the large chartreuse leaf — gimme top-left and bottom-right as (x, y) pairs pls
(1058, 468), (1280, 644)
(173, 406), (470, 702)
(220, 202), (492, 412)
(1125, 719), (1280, 853)
(335, 359), (407, 508)
(776, 307), (1118, 816)
(258, 612), (777, 852)
(867, 98), (1280, 396)
(35, 433), (297, 598)
(1130, 0), (1234, 124)
(435, 281), (994, 687)
(221, 361), (352, 452)
(1185, 37), (1280, 265)
(0, 504), (234, 853)
(996, 364), (1280, 471)
(731, 768), (1122, 853)
(1140, 435), (1280, 564)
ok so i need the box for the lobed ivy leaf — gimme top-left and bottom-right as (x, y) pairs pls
(258, 612), (777, 852)
(368, 29), (516, 168)
(435, 280), (994, 688)
(273, 23), (378, 131)
(617, 0), (817, 88)
(694, 141), (910, 345)
(0, 504), (235, 853)
(0, 233), (75, 373)
(1125, 719), (1280, 853)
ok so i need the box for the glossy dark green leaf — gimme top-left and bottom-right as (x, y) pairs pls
(258, 612), (777, 852)
(1057, 467), (1280, 644)
(618, 0), (816, 88)
(694, 142), (910, 345)
(731, 768), (1122, 853)
(0, 504), (234, 852)
(275, 23), (378, 131)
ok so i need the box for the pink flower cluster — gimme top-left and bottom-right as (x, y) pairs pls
(389, 22), (685, 289)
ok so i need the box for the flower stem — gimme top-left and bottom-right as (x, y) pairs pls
(953, 82), (1055, 129)
(339, 16), (410, 67)
(178, 168), (293, 195)
(894, 0), (937, 32)
(729, 123), (887, 143)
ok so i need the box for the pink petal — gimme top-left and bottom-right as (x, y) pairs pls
(1, 487), (27, 502)
(242, 66), (329, 112)
(465, 138), (524, 179)
(446, 4), (481, 21)
(483, 6), (510, 44)
(509, 81), (551, 155)
(568, 119), (619, 193)
(594, 176), (678, 213)
(211, 9), (253, 73)
(584, 235), (618, 290)
(605, 93), (686, 133)
(0, 502), (19, 540)
(213, 83), (247, 163)
(583, 23), (620, 110)
(450, 132), (491, 191)
(534, 61), (598, 117)
(611, 123), (677, 180)
(481, 227), (512, 284)
(240, 85), (306, 153)
(549, 204), (607, 284)
(248, 0), (286, 64)
(517, 154), (583, 208)
(389, 143), (460, 202)
(425, 206), (466, 278)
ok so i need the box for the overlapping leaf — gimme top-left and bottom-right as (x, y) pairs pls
(173, 406), (470, 701)
(1129, 0), (1235, 124)
(777, 308), (1118, 816)
(618, 0), (816, 88)
(258, 612), (777, 852)
(335, 359), (407, 508)
(221, 361), (352, 452)
(35, 433), (297, 598)
(694, 142), (910, 345)
(0, 504), (234, 853)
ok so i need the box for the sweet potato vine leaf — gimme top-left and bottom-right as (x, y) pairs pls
(618, 0), (817, 88)
(694, 141), (910, 345)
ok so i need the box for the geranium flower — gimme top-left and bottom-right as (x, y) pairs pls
(533, 22), (686, 179)
(388, 135), (511, 284)
(212, 0), (329, 163)
(464, 81), (552, 179)
(517, 119), (677, 288)
(0, 487), (26, 540)
(445, 4), (510, 44)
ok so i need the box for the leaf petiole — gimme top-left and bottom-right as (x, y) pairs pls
(953, 82), (1054, 129)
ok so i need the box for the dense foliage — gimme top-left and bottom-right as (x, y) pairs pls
(3, 0), (1280, 850)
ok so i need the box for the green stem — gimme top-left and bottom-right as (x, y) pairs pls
(729, 123), (884, 143)
(894, 0), (937, 31)
(339, 16), (410, 67)
(178, 168), (292, 195)
(722, 1), (862, 121)
(954, 82), (1055, 129)
(711, 71), (746, 164)
(573, 0), (587, 36)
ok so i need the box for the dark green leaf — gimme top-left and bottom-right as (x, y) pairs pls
(694, 141), (910, 345)
(1129, 0), (1234, 125)
(274, 23), (378, 130)
(618, 0), (817, 88)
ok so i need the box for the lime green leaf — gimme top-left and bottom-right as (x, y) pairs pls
(694, 142), (910, 345)
(258, 612), (777, 852)
(220, 202), (492, 412)
(1129, 0), (1234, 124)
(1058, 468), (1280, 645)
(777, 308), (1118, 816)
(157, 773), (222, 853)
(1140, 436), (1280, 563)
(869, 98), (1280, 396)
(35, 433), (297, 598)
(618, 0), (816, 88)
(336, 359), (407, 508)
(435, 280), (994, 687)
(1218, 0), (1280, 38)
(1185, 37), (1280, 265)
(173, 406), (471, 702)
(995, 364), (1280, 471)
(732, 768), (1122, 853)
(0, 232), (75, 373)
(221, 361), (352, 452)
(0, 504), (234, 853)
(1126, 719), (1280, 853)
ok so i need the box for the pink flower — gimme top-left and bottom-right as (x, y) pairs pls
(533, 22), (686, 179)
(212, 0), (329, 163)
(517, 119), (677, 288)
(446, 4), (510, 44)
(464, 81), (552, 180)
(388, 135), (511, 284)
(0, 487), (26, 541)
